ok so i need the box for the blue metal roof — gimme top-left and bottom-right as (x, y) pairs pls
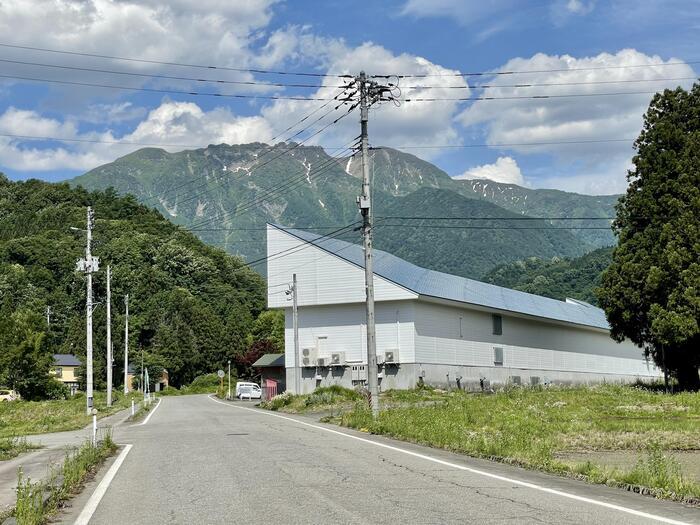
(270, 224), (611, 330)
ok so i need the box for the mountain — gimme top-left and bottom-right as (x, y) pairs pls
(452, 178), (619, 248)
(482, 247), (614, 305)
(71, 143), (616, 279)
(375, 187), (588, 278)
(0, 174), (267, 389)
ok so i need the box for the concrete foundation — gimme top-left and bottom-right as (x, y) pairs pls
(286, 362), (652, 395)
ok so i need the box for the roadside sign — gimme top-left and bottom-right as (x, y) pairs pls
(217, 370), (225, 378)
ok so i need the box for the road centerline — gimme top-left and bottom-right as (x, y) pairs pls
(207, 395), (692, 525)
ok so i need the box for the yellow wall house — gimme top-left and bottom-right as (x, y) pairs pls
(51, 354), (81, 395)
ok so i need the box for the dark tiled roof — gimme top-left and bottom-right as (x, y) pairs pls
(53, 354), (81, 367)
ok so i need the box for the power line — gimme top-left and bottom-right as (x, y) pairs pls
(372, 60), (700, 78)
(376, 216), (616, 220)
(402, 89), (672, 102)
(0, 73), (339, 101)
(0, 57), (352, 89)
(370, 139), (635, 149)
(400, 76), (697, 90)
(167, 105), (358, 218)
(141, 96), (352, 206)
(377, 224), (613, 230)
(188, 142), (358, 231)
(0, 42), (347, 78)
(0, 73), (680, 103)
(2, 42), (696, 81)
(0, 133), (636, 150)
(1, 57), (692, 91)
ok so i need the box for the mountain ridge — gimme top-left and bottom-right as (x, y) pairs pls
(71, 143), (619, 279)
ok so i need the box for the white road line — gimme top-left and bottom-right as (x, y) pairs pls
(74, 444), (133, 525)
(136, 398), (162, 426)
(208, 395), (691, 525)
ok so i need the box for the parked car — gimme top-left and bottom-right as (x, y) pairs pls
(235, 382), (262, 400)
(0, 389), (19, 402)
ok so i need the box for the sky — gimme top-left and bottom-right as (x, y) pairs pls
(0, 0), (698, 194)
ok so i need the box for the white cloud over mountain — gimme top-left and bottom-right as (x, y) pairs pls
(458, 49), (696, 193)
(0, 102), (271, 171)
(454, 157), (525, 185)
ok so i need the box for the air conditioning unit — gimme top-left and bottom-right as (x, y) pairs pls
(301, 348), (317, 367)
(316, 357), (327, 367)
(330, 352), (345, 366)
(384, 349), (398, 364)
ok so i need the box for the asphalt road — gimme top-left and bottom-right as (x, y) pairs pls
(59, 395), (700, 525)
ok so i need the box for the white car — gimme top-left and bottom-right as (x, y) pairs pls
(0, 389), (19, 402)
(235, 382), (262, 400)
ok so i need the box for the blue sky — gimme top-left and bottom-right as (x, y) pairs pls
(0, 0), (697, 194)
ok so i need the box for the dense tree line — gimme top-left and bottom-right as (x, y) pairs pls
(483, 247), (613, 305)
(0, 176), (282, 398)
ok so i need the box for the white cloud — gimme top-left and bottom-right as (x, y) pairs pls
(0, 101), (272, 171)
(80, 103), (147, 124)
(566, 0), (595, 14)
(458, 49), (696, 191)
(400, 1), (517, 26)
(0, 0), (276, 65)
(454, 157), (525, 185)
(261, 42), (468, 158)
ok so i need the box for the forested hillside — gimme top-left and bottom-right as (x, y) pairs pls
(483, 247), (614, 305)
(0, 174), (274, 397)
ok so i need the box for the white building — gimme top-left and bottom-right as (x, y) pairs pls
(267, 224), (659, 393)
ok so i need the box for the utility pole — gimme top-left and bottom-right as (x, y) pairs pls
(227, 360), (232, 400)
(141, 347), (144, 393)
(75, 207), (98, 415)
(357, 71), (379, 417)
(286, 274), (300, 394)
(124, 294), (129, 395)
(106, 265), (112, 407)
(45, 305), (51, 327)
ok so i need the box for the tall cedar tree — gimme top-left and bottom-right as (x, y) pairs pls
(598, 84), (700, 390)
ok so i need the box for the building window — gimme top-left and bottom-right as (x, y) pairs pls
(54, 367), (63, 378)
(492, 314), (502, 335)
(493, 347), (503, 366)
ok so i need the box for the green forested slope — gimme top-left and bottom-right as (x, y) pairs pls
(0, 174), (268, 394)
(482, 247), (614, 305)
(374, 187), (589, 279)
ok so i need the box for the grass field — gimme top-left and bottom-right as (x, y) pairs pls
(0, 391), (138, 440)
(13, 435), (117, 524)
(265, 384), (700, 503)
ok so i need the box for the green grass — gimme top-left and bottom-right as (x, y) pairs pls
(0, 436), (40, 461)
(13, 434), (117, 524)
(0, 391), (139, 439)
(272, 384), (700, 503)
(158, 373), (235, 398)
(261, 385), (363, 413)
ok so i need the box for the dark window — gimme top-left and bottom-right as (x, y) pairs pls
(493, 347), (503, 366)
(492, 314), (502, 335)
